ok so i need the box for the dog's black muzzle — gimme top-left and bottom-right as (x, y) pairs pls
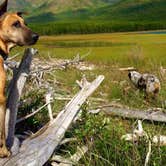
(30, 33), (39, 45)
(32, 33), (39, 43)
(128, 72), (131, 80)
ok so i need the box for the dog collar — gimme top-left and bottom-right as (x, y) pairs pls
(0, 50), (8, 60)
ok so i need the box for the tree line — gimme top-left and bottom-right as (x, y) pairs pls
(29, 21), (166, 35)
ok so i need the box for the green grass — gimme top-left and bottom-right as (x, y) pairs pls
(13, 32), (166, 165)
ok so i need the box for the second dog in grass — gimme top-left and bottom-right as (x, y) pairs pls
(128, 71), (161, 98)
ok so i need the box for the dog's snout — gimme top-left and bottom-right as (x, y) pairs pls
(32, 33), (39, 42)
(128, 72), (131, 79)
(27, 33), (39, 45)
(25, 32), (39, 46)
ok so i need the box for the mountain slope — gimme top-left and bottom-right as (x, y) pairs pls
(0, 0), (165, 24)
(94, 0), (166, 21)
(25, 0), (166, 23)
(49, 0), (166, 22)
(0, 0), (119, 13)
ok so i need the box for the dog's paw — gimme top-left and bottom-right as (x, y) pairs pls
(0, 147), (11, 158)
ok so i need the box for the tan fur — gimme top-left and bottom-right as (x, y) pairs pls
(0, 13), (37, 55)
(0, 0), (38, 158)
(0, 57), (10, 157)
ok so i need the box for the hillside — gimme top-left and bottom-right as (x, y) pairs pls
(1, 0), (119, 13)
(0, 0), (119, 22)
(23, 0), (166, 24)
(1, 0), (165, 34)
(51, 0), (166, 22)
(0, 0), (165, 23)
(95, 0), (166, 21)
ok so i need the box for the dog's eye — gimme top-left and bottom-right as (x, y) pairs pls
(12, 21), (21, 28)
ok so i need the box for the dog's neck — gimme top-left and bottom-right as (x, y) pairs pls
(0, 37), (15, 60)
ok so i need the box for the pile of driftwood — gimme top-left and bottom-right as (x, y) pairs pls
(121, 120), (166, 166)
(2, 48), (166, 166)
(0, 48), (104, 166)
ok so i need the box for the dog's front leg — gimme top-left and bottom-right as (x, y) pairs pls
(0, 57), (10, 157)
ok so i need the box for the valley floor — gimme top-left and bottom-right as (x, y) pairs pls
(14, 32), (166, 165)
(14, 32), (166, 108)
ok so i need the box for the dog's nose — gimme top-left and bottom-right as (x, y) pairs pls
(128, 72), (131, 79)
(32, 33), (39, 42)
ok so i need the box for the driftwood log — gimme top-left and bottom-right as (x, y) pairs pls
(104, 107), (166, 122)
(6, 48), (38, 148)
(0, 48), (104, 165)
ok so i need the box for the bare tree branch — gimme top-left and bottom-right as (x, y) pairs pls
(46, 92), (53, 121)
(5, 48), (38, 148)
(0, 75), (104, 166)
(51, 145), (88, 166)
(104, 107), (166, 122)
(16, 103), (49, 124)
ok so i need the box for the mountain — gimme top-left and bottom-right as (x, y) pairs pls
(0, 0), (165, 24)
(0, 0), (120, 22)
(0, 0), (119, 13)
(47, 0), (166, 22)
(94, 0), (166, 21)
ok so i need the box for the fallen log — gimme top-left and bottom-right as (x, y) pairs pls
(6, 48), (38, 148)
(119, 67), (136, 71)
(0, 75), (104, 166)
(104, 107), (166, 122)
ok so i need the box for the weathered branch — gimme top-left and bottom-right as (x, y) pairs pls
(46, 92), (53, 121)
(16, 103), (49, 124)
(104, 107), (166, 122)
(51, 145), (88, 166)
(59, 138), (77, 146)
(0, 75), (104, 166)
(5, 48), (38, 148)
(30, 53), (89, 75)
(122, 120), (166, 166)
(119, 67), (136, 71)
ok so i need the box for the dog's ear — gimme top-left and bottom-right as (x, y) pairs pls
(128, 72), (131, 80)
(17, 12), (28, 17)
(0, 0), (8, 16)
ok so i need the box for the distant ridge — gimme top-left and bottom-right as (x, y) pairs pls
(0, 0), (165, 23)
(0, 0), (165, 34)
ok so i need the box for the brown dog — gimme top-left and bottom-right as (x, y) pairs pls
(0, 0), (39, 157)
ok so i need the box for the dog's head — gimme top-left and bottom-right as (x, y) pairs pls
(0, 0), (39, 55)
(128, 71), (142, 87)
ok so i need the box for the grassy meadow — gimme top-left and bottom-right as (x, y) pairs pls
(14, 32), (166, 165)
(14, 32), (166, 107)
